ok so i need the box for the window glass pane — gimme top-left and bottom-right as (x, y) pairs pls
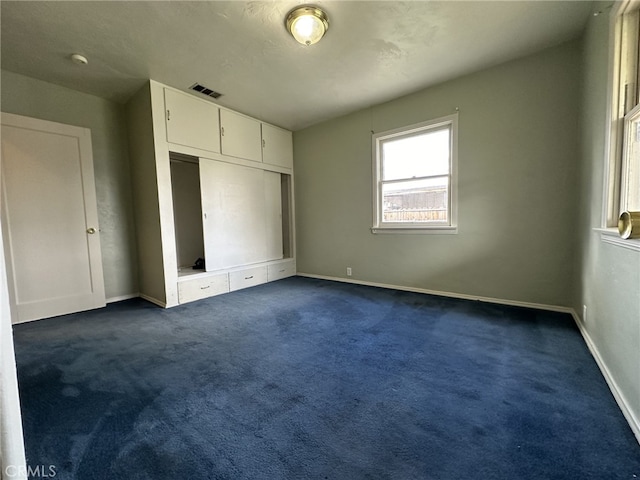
(382, 177), (448, 223)
(382, 127), (450, 181)
(625, 111), (640, 210)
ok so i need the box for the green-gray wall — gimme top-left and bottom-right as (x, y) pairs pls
(576, 4), (640, 435)
(1, 70), (138, 300)
(294, 40), (581, 308)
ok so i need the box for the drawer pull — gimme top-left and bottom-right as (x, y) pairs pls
(279, 269), (286, 273)
(245, 275), (254, 280)
(200, 285), (210, 290)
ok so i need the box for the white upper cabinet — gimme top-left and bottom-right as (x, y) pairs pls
(162, 86), (293, 167)
(262, 123), (293, 169)
(220, 109), (262, 162)
(164, 89), (220, 154)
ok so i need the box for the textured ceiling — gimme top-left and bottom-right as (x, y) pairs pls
(1, 1), (594, 131)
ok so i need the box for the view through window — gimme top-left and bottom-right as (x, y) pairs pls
(373, 114), (457, 232)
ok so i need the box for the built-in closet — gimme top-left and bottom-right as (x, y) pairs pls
(127, 81), (295, 307)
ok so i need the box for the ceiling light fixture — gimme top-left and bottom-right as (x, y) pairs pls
(286, 5), (329, 46)
(70, 53), (88, 65)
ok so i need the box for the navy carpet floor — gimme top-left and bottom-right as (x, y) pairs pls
(13, 277), (640, 479)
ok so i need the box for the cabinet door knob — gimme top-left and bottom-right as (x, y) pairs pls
(86, 227), (97, 234)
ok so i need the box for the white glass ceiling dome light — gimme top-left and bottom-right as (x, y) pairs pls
(286, 5), (329, 46)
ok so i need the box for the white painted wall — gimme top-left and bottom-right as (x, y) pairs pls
(0, 217), (27, 479)
(576, 2), (640, 440)
(126, 83), (168, 306)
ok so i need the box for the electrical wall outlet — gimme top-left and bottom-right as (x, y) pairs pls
(346, 267), (352, 276)
(583, 305), (587, 323)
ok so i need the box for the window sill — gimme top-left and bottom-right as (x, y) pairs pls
(594, 228), (640, 252)
(371, 225), (458, 235)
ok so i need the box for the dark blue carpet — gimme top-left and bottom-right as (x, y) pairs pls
(13, 276), (640, 479)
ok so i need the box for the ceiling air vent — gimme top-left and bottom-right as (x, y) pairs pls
(189, 83), (222, 99)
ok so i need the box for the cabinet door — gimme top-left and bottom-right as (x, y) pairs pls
(262, 123), (293, 169)
(165, 89), (220, 153)
(220, 109), (262, 162)
(200, 160), (282, 271)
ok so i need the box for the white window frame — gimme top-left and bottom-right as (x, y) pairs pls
(372, 113), (458, 234)
(603, 0), (640, 230)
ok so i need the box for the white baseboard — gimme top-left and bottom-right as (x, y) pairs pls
(570, 311), (640, 445)
(106, 293), (139, 304)
(297, 272), (640, 445)
(296, 273), (573, 314)
(107, 293), (168, 309)
(138, 293), (166, 308)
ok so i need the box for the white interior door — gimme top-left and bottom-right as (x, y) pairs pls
(1, 113), (105, 323)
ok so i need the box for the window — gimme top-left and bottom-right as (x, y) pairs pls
(372, 114), (457, 233)
(621, 106), (640, 211)
(605, 0), (640, 227)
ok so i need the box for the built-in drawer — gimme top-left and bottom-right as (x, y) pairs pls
(267, 259), (296, 282)
(228, 266), (268, 292)
(178, 273), (229, 304)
